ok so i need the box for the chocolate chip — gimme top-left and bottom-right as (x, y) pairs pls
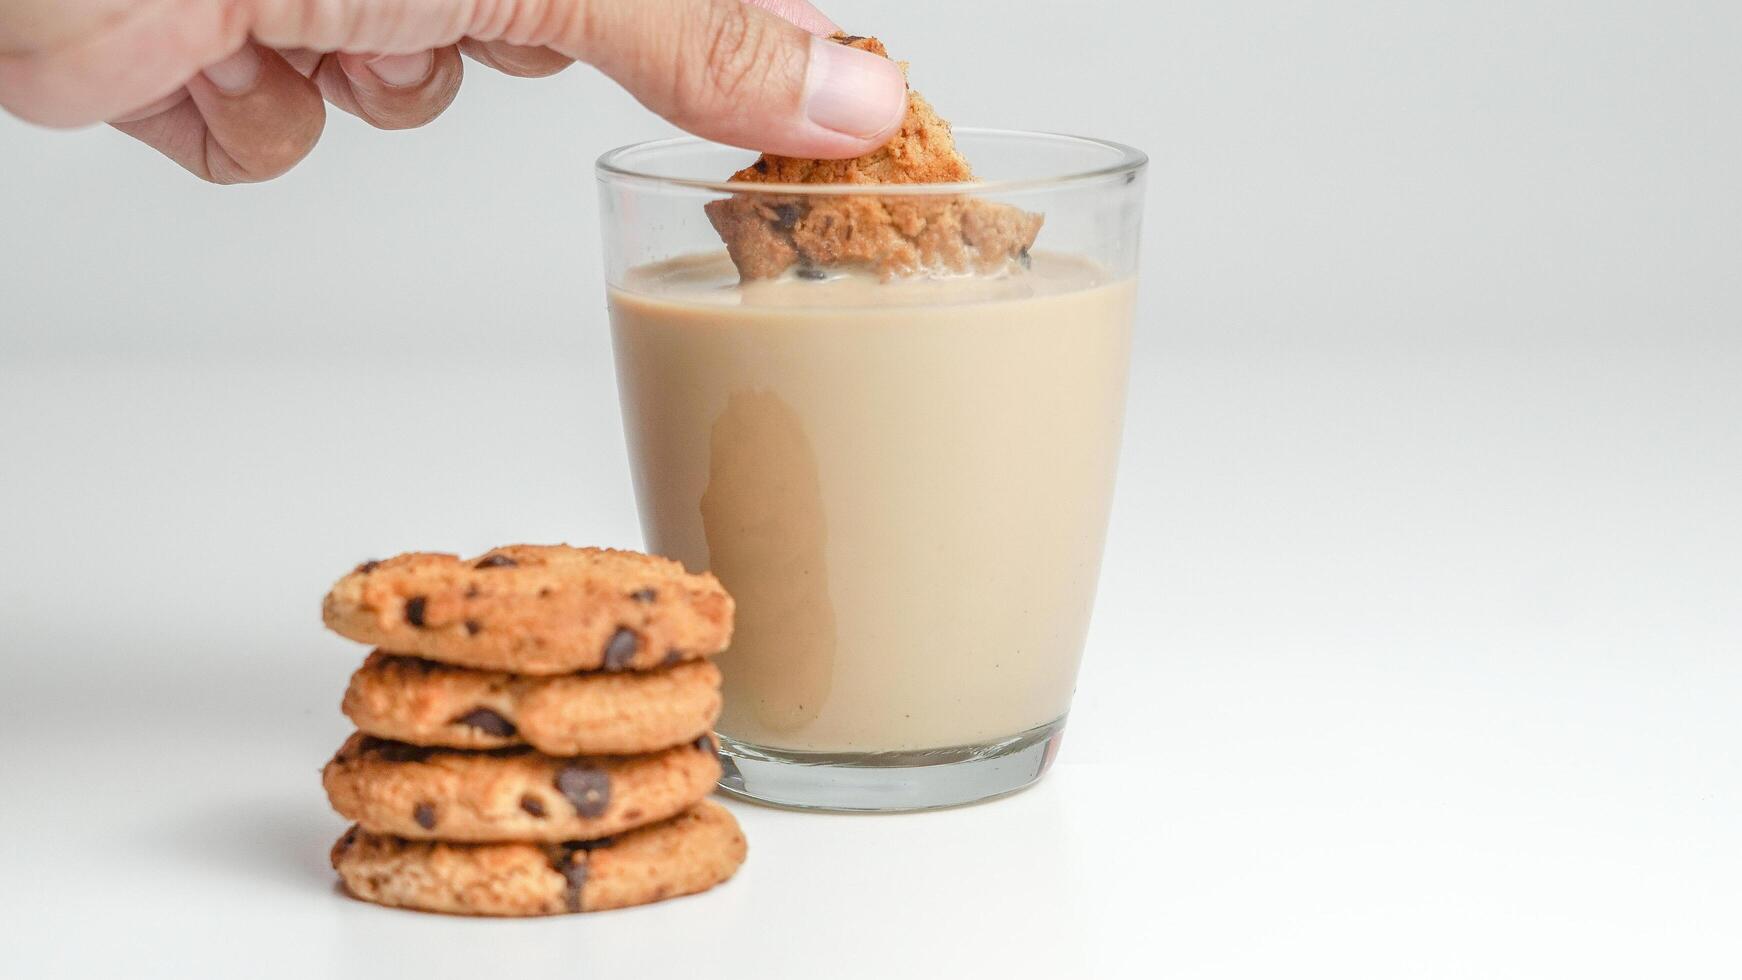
(355, 560), (381, 574)
(555, 766), (611, 818)
(773, 203), (802, 232)
(662, 649), (684, 668)
(404, 596), (427, 627)
(475, 554), (518, 569)
(464, 619), (481, 636)
(561, 858), (588, 912)
(629, 588), (657, 603)
(539, 587), (553, 598)
(521, 795), (547, 818)
(752, 158), (769, 174)
(569, 837), (615, 851)
(452, 707), (516, 737)
(837, 34), (867, 43)
(602, 628), (639, 670)
(334, 826), (359, 855)
(413, 803), (437, 830)
(795, 265), (828, 281)
(464, 584), (480, 599)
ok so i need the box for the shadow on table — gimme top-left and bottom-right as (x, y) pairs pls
(142, 796), (340, 893)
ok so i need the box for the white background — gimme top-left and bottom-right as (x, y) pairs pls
(1, 2), (1737, 977)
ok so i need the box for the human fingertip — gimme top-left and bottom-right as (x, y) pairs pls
(802, 36), (906, 141)
(363, 51), (435, 89)
(202, 44), (263, 95)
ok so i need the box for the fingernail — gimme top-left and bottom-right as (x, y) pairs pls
(802, 37), (906, 139)
(366, 51), (435, 88)
(202, 44), (262, 95)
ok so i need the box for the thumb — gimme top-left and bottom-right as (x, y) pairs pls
(571, 0), (907, 159)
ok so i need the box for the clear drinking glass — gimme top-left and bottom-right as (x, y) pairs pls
(597, 130), (1146, 811)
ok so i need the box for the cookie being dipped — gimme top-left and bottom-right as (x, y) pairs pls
(735, 34), (973, 186)
(705, 32), (1042, 281)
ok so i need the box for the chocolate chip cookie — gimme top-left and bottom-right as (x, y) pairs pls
(322, 732), (722, 842)
(331, 800), (747, 916)
(342, 652), (722, 756)
(322, 545), (734, 674)
(705, 32), (1043, 281)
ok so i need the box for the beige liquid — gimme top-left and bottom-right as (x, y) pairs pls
(610, 253), (1134, 752)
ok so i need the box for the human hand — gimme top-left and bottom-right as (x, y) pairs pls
(0, 0), (907, 182)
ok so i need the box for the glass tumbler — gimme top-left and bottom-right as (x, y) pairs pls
(597, 130), (1146, 811)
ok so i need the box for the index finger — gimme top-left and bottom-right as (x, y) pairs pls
(1, 0), (847, 127)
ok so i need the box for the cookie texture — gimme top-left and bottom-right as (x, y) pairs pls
(707, 193), (1043, 282)
(704, 33), (1042, 281)
(322, 732), (722, 842)
(343, 652), (723, 756)
(331, 800), (747, 916)
(321, 545), (733, 675)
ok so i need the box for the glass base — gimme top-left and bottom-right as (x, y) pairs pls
(715, 716), (1066, 813)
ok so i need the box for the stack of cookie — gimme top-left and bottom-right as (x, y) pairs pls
(318, 544), (746, 916)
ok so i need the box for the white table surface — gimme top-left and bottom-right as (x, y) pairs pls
(2, 340), (1736, 979)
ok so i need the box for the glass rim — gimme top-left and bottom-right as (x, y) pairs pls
(595, 127), (1147, 197)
